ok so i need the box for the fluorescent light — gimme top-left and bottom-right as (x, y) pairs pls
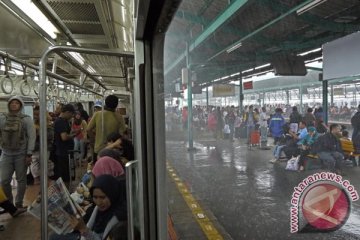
(296, 0), (327, 15)
(226, 42), (242, 53)
(11, 0), (59, 39)
(298, 47), (322, 56)
(69, 52), (85, 65)
(255, 63), (270, 70)
(87, 66), (97, 74)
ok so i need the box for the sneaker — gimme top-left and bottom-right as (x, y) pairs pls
(12, 208), (27, 217)
(15, 204), (27, 209)
(269, 159), (278, 163)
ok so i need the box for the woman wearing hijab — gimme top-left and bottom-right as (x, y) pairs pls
(92, 156), (125, 179)
(50, 175), (127, 240)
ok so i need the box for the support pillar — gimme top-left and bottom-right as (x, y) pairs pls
(322, 80), (328, 125)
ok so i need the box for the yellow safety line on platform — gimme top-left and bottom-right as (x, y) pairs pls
(167, 162), (224, 240)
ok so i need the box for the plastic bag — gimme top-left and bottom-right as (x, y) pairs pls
(285, 156), (299, 171)
(223, 124), (230, 134)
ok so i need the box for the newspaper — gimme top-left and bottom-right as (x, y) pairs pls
(28, 177), (86, 235)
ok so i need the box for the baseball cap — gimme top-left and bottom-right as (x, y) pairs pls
(94, 100), (102, 108)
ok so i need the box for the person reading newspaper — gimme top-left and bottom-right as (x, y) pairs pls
(28, 177), (86, 235)
(49, 174), (127, 240)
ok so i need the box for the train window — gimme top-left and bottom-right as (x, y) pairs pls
(163, 0), (360, 239)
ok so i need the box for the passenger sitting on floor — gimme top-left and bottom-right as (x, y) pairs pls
(312, 124), (344, 174)
(297, 127), (319, 171)
(269, 124), (292, 163)
(105, 132), (135, 164)
(283, 121), (308, 160)
(49, 175), (127, 240)
(0, 186), (27, 231)
(92, 156), (125, 180)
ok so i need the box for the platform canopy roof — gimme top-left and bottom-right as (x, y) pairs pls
(164, 0), (360, 93)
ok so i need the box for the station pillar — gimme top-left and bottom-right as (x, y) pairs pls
(322, 80), (328, 125)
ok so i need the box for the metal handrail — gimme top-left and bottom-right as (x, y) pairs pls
(125, 160), (139, 240)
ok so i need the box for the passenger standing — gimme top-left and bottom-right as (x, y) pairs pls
(87, 95), (126, 163)
(259, 107), (268, 147)
(303, 107), (316, 127)
(53, 104), (78, 187)
(351, 104), (360, 142)
(72, 112), (88, 164)
(289, 106), (302, 133)
(269, 108), (285, 145)
(215, 107), (224, 139)
(243, 105), (257, 144)
(225, 106), (236, 141)
(0, 96), (36, 208)
(30, 106), (54, 185)
(181, 106), (188, 130)
(76, 102), (89, 122)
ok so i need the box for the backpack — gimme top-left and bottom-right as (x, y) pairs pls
(0, 113), (26, 150)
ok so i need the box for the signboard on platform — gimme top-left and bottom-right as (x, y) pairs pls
(333, 88), (344, 96)
(212, 84), (235, 97)
(243, 81), (253, 90)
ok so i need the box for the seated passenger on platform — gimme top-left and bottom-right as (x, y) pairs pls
(297, 127), (319, 171)
(283, 121), (308, 159)
(269, 124), (292, 163)
(312, 124), (344, 174)
(50, 175), (127, 240)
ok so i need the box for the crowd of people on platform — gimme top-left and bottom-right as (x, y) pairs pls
(169, 102), (360, 174)
(0, 95), (137, 239)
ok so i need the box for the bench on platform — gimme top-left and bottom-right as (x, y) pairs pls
(304, 154), (321, 170)
(340, 139), (360, 166)
(304, 140), (360, 170)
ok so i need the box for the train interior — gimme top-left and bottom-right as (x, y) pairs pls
(0, 0), (360, 239)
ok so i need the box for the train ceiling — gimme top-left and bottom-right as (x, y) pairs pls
(0, 0), (134, 100)
(164, 0), (360, 92)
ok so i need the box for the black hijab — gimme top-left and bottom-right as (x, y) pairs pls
(90, 175), (127, 233)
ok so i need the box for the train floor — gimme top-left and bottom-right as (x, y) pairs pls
(167, 133), (360, 240)
(0, 164), (87, 240)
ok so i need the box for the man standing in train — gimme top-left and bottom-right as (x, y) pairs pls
(87, 95), (126, 163)
(0, 96), (36, 209)
(53, 104), (78, 188)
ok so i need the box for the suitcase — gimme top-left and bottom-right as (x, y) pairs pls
(250, 131), (260, 145)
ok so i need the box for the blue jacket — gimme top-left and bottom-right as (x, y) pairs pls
(269, 113), (285, 137)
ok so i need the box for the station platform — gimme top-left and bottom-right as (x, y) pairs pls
(167, 133), (360, 240)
